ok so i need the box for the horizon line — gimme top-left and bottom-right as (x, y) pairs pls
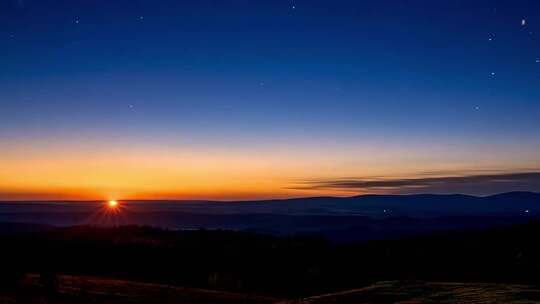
(0, 191), (537, 203)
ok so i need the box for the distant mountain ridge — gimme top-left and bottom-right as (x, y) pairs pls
(1, 191), (539, 217)
(1, 192), (539, 241)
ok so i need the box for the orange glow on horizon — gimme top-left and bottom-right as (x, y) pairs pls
(0, 143), (372, 200)
(1, 138), (538, 201)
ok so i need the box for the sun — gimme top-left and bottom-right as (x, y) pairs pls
(108, 200), (118, 208)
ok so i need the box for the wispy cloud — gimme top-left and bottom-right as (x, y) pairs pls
(294, 171), (540, 195)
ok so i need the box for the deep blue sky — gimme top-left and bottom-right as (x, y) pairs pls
(1, 0), (540, 199)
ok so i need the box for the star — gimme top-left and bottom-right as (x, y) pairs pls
(521, 19), (526, 26)
(536, 59), (539, 63)
(474, 106), (480, 110)
(75, 18), (80, 24)
(490, 72), (496, 76)
(488, 37), (493, 41)
(139, 16), (144, 20)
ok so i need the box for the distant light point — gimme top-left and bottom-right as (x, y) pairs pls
(139, 16), (144, 20)
(521, 19), (527, 26)
(488, 37), (493, 41)
(536, 59), (539, 63)
(525, 209), (530, 213)
(490, 72), (496, 76)
(75, 18), (80, 24)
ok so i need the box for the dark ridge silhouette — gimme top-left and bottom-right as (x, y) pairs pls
(0, 192), (539, 241)
(2, 191), (539, 214)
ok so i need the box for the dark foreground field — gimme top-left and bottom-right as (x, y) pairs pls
(1, 274), (280, 304)
(278, 281), (540, 304)
(3, 221), (540, 302)
(2, 275), (540, 304)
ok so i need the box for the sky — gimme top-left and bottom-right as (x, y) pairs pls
(1, 0), (540, 200)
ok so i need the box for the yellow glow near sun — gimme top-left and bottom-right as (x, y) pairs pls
(108, 200), (118, 207)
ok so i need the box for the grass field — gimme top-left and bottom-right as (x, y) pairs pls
(3, 274), (540, 303)
(278, 280), (540, 304)
(0, 274), (280, 304)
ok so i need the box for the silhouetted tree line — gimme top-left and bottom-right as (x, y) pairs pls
(1, 222), (540, 297)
